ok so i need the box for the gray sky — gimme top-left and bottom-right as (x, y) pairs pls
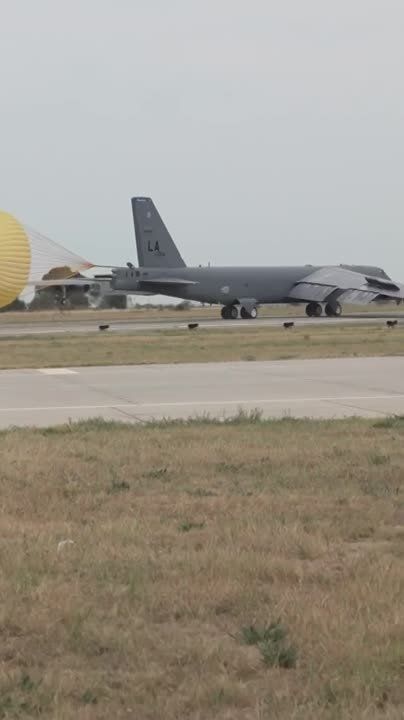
(1, 0), (404, 274)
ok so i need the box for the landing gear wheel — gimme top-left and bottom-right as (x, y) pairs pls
(306, 302), (322, 318)
(221, 305), (239, 320)
(325, 302), (342, 317)
(240, 305), (258, 319)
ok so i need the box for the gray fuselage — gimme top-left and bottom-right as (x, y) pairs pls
(112, 265), (326, 305)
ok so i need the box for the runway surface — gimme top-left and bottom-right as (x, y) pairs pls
(1, 312), (404, 337)
(1, 356), (404, 428)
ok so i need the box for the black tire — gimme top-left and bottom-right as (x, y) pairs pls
(325, 302), (342, 317)
(241, 305), (258, 319)
(306, 302), (322, 317)
(230, 305), (239, 320)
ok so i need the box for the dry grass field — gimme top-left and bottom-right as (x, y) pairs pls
(0, 302), (401, 325)
(0, 323), (404, 369)
(0, 415), (403, 719)
(0, 306), (221, 325)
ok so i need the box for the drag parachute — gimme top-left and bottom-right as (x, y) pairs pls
(0, 211), (94, 308)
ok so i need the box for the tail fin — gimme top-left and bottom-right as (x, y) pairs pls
(131, 197), (186, 268)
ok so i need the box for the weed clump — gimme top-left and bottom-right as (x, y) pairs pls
(178, 521), (205, 533)
(240, 620), (297, 669)
(373, 415), (404, 429)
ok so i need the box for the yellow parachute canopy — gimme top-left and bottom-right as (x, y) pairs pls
(0, 212), (31, 308)
(0, 211), (94, 308)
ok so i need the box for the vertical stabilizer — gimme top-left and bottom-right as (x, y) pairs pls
(131, 197), (186, 268)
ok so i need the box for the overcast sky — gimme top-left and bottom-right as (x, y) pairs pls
(1, 1), (403, 275)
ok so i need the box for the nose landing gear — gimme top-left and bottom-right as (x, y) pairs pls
(325, 301), (342, 317)
(305, 302), (323, 317)
(305, 301), (342, 318)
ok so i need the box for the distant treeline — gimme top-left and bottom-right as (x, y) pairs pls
(0, 298), (27, 312)
(0, 293), (196, 312)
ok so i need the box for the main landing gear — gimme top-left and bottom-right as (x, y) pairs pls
(305, 301), (342, 318)
(221, 304), (258, 320)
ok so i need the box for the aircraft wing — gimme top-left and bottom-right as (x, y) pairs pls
(288, 266), (404, 305)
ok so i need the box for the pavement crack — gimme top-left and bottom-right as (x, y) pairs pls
(71, 379), (137, 409)
(324, 398), (387, 417)
(113, 405), (148, 424)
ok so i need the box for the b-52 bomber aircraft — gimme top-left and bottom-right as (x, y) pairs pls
(109, 197), (404, 319)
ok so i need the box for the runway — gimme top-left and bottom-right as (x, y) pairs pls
(1, 312), (403, 337)
(1, 356), (404, 428)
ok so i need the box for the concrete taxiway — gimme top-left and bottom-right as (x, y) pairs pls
(1, 356), (404, 428)
(0, 312), (403, 337)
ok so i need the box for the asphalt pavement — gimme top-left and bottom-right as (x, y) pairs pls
(1, 356), (404, 428)
(1, 312), (404, 336)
